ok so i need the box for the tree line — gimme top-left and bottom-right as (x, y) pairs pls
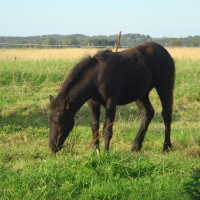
(0, 33), (200, 48)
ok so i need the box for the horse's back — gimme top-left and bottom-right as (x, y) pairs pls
(138, 42), (175, 90)
(93, 42), (175, 105)
(119, 42), (175, 89)
(121, 42), (174, 71)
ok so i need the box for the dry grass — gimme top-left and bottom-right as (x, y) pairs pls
(166, 47), (200, 60)
(0, 48), (113, 61)
(1, 47), (200, 61)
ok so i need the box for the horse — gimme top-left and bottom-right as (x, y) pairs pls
(48, 42), (175, 153)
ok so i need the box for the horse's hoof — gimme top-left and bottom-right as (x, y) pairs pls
(163, 143), (172, 152)
(131, 144), (141, 152)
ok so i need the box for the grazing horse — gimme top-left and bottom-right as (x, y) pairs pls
(48, 42), (175, 153)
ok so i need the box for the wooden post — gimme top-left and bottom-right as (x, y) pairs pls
(115, 31), (122, 52)
(13, 57), (17, 85)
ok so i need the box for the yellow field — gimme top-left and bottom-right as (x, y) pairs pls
(1, 47), (200, 61)
(0, 48), (103, 61)
(166, 47), (200, 60)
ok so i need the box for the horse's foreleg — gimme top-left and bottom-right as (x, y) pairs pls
(87, 99), (101, 149)
(131, 96), (154, 151)
(103, 98), (117, 151)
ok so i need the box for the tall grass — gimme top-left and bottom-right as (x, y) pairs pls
(0, 48), (102, 61)
(167, 47), (200, 61)
(1, 47), (200, 61)
(0, 58), (80, 86)
(0, 49), (200, 199)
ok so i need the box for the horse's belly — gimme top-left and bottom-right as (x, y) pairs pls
(117, 92), (138, 105)
(117, 84), (151, 105)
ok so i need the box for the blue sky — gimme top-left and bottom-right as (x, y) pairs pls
(1, 0), (200, 38)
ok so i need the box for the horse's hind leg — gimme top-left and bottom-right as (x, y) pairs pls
(87, 99), (101, 149)
(131, 95), (155, 151)
(156, 88), (173, 151)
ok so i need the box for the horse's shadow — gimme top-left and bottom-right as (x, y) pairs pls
(0, 101), (181, 134)
(75, 102), (181, 127)
(0, 106), (49, 133)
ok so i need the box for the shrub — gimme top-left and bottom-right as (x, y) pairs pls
(182, 168), (200, 199)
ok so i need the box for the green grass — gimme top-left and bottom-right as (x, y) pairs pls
(0, 58), (200, 199)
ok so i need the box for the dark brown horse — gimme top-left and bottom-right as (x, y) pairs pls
(48, 42), (175, 153)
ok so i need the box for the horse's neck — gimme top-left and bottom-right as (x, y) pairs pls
(59, 83), (92, 115)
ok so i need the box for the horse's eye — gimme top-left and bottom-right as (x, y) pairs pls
(55, 121), (59, 125)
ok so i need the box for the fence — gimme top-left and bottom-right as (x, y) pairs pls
(1, 43), (200, 49)
(0, 43), (134, 49)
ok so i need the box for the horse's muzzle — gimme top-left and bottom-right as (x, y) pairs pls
(49, 143), (63, 153)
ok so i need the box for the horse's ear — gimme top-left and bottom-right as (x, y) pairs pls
(49, 95), (54, 102)
(66, 101), (70, 110)
(65, 97), (70, 110)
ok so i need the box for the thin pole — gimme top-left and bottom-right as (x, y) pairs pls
(115, 31), (122, 52)
(13, 57), (16, 85)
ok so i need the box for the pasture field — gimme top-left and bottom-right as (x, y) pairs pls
(0, 48), (200, 199)
(1, 46), (200, 61)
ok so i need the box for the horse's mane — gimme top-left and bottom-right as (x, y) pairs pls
(51, 49), (112, 102)
(94, 49), (112, 61)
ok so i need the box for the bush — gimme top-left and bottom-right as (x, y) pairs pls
(170, 40), (182, 46)
(182, 168), (200, 199)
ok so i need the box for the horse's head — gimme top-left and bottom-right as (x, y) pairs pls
(48, 95), (75, 153)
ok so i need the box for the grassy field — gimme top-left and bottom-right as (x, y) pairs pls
(1, 47), (200, 61)
(0, 48), (200, 199)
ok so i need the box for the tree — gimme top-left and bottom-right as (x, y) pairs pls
(170, 40), (182, 47)
(86, 39), (115, 46)
(190, 40), (198, 47)
(45, 37), (57, 45)
(63, 35), (81, 45)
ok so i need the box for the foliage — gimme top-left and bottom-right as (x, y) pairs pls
(86, 39), (115, 46)
(182, 168), (200, 199)
(44, 37), (57, 45)
(190, 40), (198, 47)
(63, 35), (81, 45)
(1, 33), (200, 48)
(170, 40), (182, 46)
